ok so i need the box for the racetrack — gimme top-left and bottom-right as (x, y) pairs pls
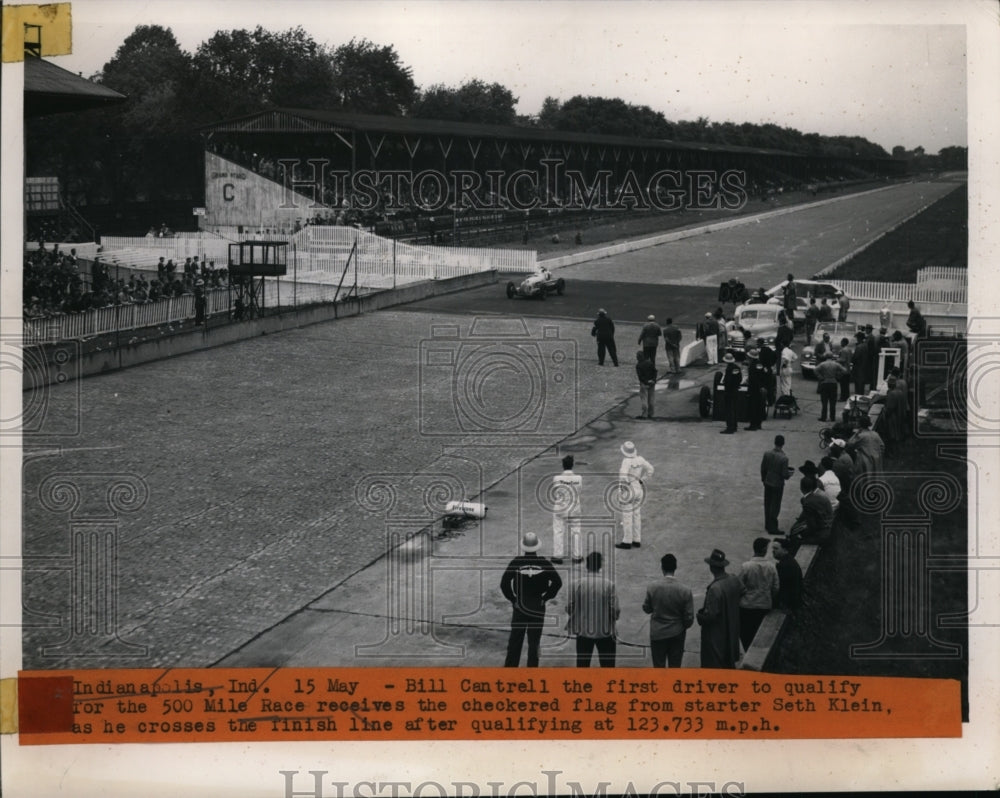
(21, 177), (962, 669)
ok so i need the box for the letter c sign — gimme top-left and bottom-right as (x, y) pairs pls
(223, 183), (235, 201)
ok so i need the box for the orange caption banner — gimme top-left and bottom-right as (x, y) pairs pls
(18, 667), (961, 745)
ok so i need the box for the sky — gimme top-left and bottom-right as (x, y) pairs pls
(49, 0), (974, 156)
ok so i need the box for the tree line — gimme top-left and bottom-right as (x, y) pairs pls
(27, 23), (965, 211)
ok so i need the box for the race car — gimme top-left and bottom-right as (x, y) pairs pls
(506, 268), (565, 299)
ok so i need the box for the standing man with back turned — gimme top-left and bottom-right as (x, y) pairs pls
(500, 532), (562, 667)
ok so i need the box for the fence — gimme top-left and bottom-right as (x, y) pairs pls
(23, 291), (232, 345)
(916, 266), (967, 286)
(838, 278), (967, 304)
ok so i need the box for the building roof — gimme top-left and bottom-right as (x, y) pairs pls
(201, 106), (807, 159)
(24, 56), (126, 117)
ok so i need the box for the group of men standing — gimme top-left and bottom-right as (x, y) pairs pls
(500, 535), (802, 669)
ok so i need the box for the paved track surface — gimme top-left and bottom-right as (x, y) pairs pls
(21, 178), (955, 669)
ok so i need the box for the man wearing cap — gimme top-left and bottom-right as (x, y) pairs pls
(617, 441), (654, 549)
(643, 553), (695, 668)
(638, 315), (662, 365)
(738, 538), (779, 650)
(566, 552), (620, 667)
(662, 317), (683, 374)
(550, 454), (583, 564)
(591, 309), (618, 366)
(696, 549), (745, 669)
(500, 532), (563, 667)
(635, 351), (658, 419)
(703, 312), (720, 366)
(745, 348), (768, 431)
(720, 353), (742, 434)
(760, 435), (793, 535)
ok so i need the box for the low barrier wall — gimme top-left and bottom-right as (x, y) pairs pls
(26, 270), (498, 387)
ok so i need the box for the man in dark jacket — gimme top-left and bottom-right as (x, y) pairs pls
(720, 353), (742, 434)
(745, 349), (768, 430)
(697, 549), (745, 668)
(591, 309), (619, 366)
(638, 315), (662, 365)
(662, 317), (682, 374)
(771, 538), (803, 611)
(760, 434), (793, 534)
(775, 314), (794, 367)
(500, 532), (563, 667)
(851, 331), (869, 395)
(635, 351), (658, 419)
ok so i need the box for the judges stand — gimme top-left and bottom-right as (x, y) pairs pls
(228, 240), (288, 320)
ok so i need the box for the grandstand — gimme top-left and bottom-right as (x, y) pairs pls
(197, 107), (907, 241)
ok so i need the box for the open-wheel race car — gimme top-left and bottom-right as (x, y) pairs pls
(506, 268), (565, 299)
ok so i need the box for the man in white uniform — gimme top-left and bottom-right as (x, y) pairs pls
(551, 454), (582, 563)
(616, 441), (654, 549)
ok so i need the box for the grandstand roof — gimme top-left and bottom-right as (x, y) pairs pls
(24, 56), (126, 117)
(201, 107), (807, 159)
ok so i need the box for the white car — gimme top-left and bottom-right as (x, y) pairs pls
(506, 269), (565, 299)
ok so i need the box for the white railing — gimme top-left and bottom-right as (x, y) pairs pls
(916, 266), (967, 286)
(22, 293), (245, 345)
(838, 279), (967, 305)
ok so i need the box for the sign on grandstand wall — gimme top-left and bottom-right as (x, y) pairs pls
(203, 152), (333, 231)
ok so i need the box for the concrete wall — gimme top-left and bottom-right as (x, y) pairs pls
(26, 270), (498, 387)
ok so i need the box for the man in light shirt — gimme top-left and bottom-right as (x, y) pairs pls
(616, 441), (654, 550)
(738, 537), (779, 651)
(550, 454), (582, 564)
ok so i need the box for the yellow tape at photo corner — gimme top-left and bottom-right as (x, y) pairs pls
(2, 3), (72, 63)
(0, 677), (17, 734)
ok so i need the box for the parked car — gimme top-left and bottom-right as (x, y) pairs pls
(729, 303), (786, 350)
(506, 268), (565, 299)
(800, 321), (862, 377)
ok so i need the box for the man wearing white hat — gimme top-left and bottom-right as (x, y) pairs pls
(500, 532), (563, 667)
(616, 441), (654, 549)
